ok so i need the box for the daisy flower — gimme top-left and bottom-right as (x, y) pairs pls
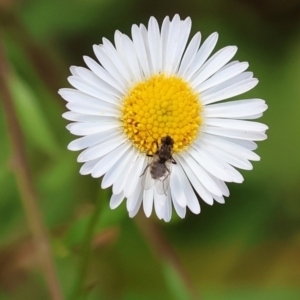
(59, 15), (268, 222)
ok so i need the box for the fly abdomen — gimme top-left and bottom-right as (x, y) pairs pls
(150, 163), (168, 180)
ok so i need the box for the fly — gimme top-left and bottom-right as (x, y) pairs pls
(141, 135), (177, 195)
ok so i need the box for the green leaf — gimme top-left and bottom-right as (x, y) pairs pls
(63, 191), (127, 248)
(162, 261), (193, 300)
(94, 191), (127, 231)
(0, 291), (12, 300)
(9, 73), (60, 157)
(203, 288), (300, 300)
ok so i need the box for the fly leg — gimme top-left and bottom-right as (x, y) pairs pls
(140, 163), (151, 177)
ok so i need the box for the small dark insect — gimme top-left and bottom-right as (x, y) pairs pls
(141, 135), (177, 194)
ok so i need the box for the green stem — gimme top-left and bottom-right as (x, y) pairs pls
(135, 214), (200, 300)
(0, 37), (63, 300)
(70, 197), (103, 300)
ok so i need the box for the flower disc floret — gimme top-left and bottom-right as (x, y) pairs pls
(121, 74), (202, 154)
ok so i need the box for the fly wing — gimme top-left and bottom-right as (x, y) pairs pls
(141, 158), (155, 190)
(155, 161), (172, 195)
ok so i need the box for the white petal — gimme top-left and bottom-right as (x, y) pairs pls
(143, 188), (154, 217)
(201, 74), (258, 105)
(91, 143), (131, 178)
(112, 148), (139, 194)
(218, 136), (258, 150)
(119, 34), (143, 82)
(74, 67), (122, 98)
(184, 32), (218, 80)
(131, 24), (151, 78)
(93, 45), (128, 88)
(171, 17), (192, 73)
(177, 32), (201, 77)
(190, 46), (238, 88)
(67, 121), (121, 136)
(176, 164), (200, 214)
(128, 185), (143, 217)
(171, 192), (186, 219)
(148, 16), (161, 74)
(141, 159), (155, 190)
(235, 113), (264, 120)
(197, 61), (249, 92)
(127, 178), (142, 212)
(189, 146), (236, 182)
(213, 195), (225, 204)
(202, 144), (253, 170)
(164, 14), (181, 73)
(128, 194), (143, 218)
(66, 103), (120, 117)
(202, 126), (267, 141)
(63, 112), (109, 122)
(140, 24), (153, 75)
(113, 31), (130, 70)
(101, 38), (132, 83)
(101, 147), (137, 189)
(68, 128), (118, 151)
(154, 190), (167, 219)
(69, 66), (78, 76)
(83, 56), (126, 94)
(180, 152), (223, 197)
(205, 118), (268, 132)
(204, 99), (267, 119)
(124, 155), (147, 198)
(212, 178), (230, 197)
(176, 155), (214, 205)
(68, 76), (121, 106)
(163, 192), (172, 222)
(161, 16), (171, 72)
(110, 192), (125, 209)
(200, 134), (260, 161)
(170, 164), (187, 207)
(59, 88), (120, 111)
(77, 132), (127, 162)
(79, 158), (101, 175)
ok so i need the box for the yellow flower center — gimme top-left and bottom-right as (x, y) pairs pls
(121, 74), (203, 155)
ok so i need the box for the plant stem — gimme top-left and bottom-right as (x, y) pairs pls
(135, 213), (200, 300)
(69, 197), (103, 300)
(0, 37), (63, 300)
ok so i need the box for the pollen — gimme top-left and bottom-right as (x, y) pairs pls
(121, 74), (203, 155)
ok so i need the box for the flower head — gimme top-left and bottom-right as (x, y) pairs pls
(59, 15), (268, 222)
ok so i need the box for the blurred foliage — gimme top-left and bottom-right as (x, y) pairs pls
(0, 0), (300, 299)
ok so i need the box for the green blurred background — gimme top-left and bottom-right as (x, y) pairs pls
(1, 0), (300, 299)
